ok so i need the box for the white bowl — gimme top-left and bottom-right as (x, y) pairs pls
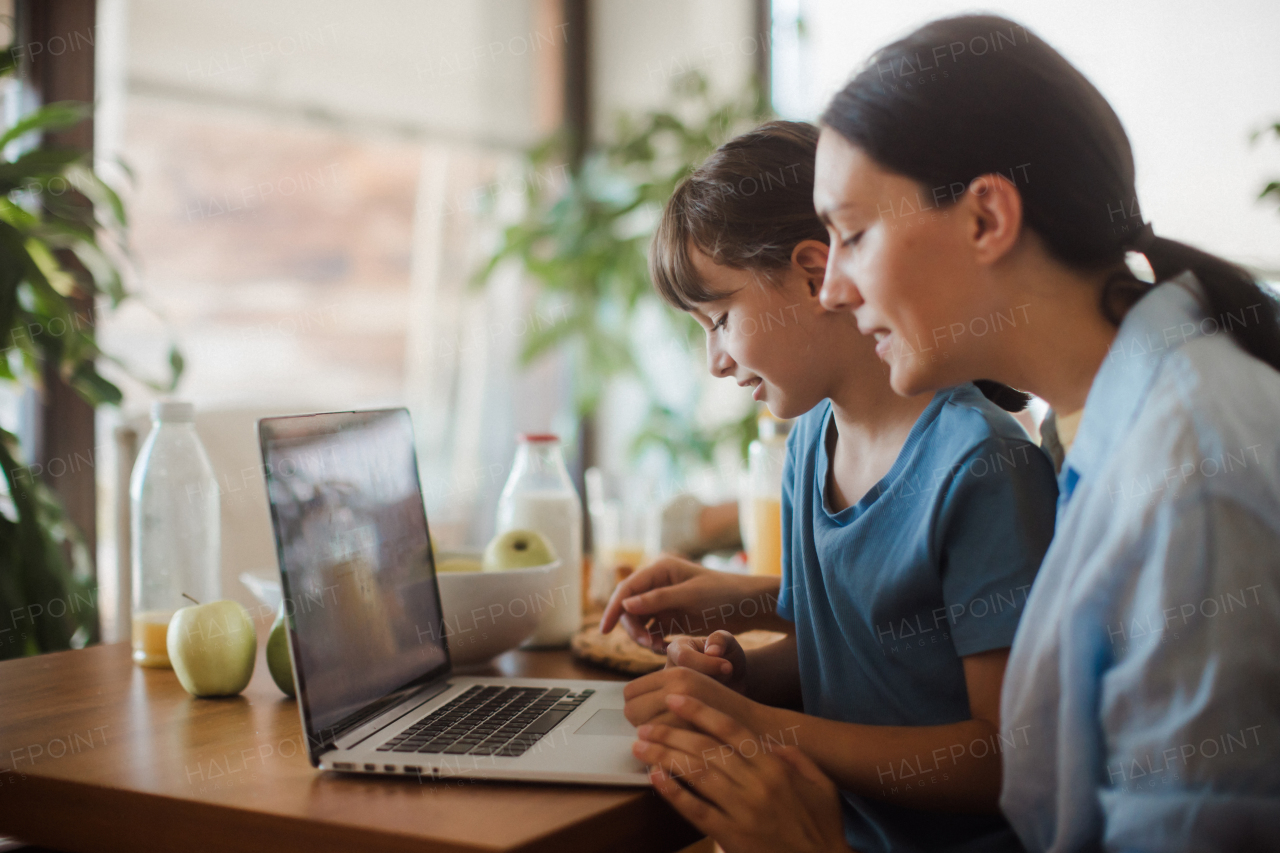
(239, 571), (284, 613)
(434, 550), (560, 667)
(238, 556), (559, 669)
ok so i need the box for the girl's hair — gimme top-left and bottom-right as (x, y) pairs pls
(651, 120), (828, 311)
(821, 14), (1280, 371)
(651, 119), (1031, 411)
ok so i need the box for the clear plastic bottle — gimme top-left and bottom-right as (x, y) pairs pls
(495, 434), (583, 647)
(130, 401), (221, 667)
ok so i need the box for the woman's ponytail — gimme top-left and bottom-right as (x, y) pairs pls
(973, 380), (1032, 413)
(1141, 238), (1280, 372)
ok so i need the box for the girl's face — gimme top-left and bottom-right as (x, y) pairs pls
(812, 128), (1002, 397)
(687, 240), (869, 420)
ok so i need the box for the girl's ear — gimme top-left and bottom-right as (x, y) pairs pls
(791, 240), (830, 296)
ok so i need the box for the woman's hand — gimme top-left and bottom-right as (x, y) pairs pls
(599, 554), (779, 651)
(635, 694), (853, 853)
(665, 630), (748, 695)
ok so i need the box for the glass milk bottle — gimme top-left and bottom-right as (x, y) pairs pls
(130, 401), (221, 667)
(746, 411), (791, 576)
(495, 434), (583, 647)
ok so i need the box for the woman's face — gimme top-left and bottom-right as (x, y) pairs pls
(812, 128), (999, 397)
(687, 240), (869, 420)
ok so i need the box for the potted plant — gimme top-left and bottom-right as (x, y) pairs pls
(476, 73), (768, 467)
(0, 45), (179, 658)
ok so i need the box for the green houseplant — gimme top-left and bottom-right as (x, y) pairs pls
(1259, 120), (1280, 212)
(476, 73), (769, 466)
(0, 45), (178, 658)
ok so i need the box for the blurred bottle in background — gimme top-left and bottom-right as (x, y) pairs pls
(495, 434), (582, 647)
(130, 401), (221, 667)
(744, 410), (791, 577)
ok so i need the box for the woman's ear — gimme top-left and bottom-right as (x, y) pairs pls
(961, 174), (1024, 266)
(791, 240), (830, 296)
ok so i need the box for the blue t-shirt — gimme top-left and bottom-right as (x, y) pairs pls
(777, 383), (1058, 853)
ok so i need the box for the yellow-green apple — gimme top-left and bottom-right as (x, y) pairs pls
(266, 604), (295, 698)
(166, 599), (257, 697)
(482, 529), (556, 572)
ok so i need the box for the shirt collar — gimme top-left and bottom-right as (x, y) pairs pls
(1058, 273), (1207, 507)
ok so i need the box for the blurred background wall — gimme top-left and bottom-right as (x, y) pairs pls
(1, 0), (1275, 644)
(771, 0), (1280, 273)
(86, 0), (763, 635)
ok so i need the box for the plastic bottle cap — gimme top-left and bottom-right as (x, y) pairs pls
(152, 401), (195, 422)
(519, 433), (560, 443)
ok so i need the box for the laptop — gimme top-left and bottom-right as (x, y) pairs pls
(257, 408), (649, 786)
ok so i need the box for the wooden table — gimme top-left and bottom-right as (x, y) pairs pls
(0, 639), (702, 853)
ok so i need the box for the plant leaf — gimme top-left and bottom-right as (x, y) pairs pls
(0, 148), (83, 194)
(0, 101), (90, 151)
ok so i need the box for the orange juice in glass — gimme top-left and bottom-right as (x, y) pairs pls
(749, 497), (783, 576)
(132, 609), (175, 668)
(746, 411), (791, 577)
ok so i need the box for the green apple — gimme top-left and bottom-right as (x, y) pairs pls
(166, 599), (257, 697)
(482, 529), (556, 572)
(436, 557), (483, 573)
(266, 604), (295, 698)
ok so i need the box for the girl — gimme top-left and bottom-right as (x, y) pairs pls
(607, 121), (1058, 853)
(813, 15), (1280, 851)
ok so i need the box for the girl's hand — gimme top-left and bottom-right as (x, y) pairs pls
(635, 694), (853, 853)
(599, 555), (729, 651)
(665, 630), (748, 695)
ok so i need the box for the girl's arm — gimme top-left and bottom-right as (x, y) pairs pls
(668, 631), (804, 709)
(599, 555), (789, 648)
(625, 646), (1010, 814)
(744, 633), (803, 708)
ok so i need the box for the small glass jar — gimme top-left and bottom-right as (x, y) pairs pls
(585, 467), (659, 607)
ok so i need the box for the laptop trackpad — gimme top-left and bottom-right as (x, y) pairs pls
(575, 709), (635, 736)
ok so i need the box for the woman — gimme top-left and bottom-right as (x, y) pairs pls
(812, 14), (1280, 851)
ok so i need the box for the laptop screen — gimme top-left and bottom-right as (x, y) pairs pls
(258, 409), (449, 752)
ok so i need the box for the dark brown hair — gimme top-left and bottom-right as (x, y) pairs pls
(650, 120), (828, 312)
(822, 14), (1280, 372)
(651, 119), (1031, 412)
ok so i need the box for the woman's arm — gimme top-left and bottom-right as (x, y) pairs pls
(636, 694), (854, 853)
(745, 648), (1009, 813)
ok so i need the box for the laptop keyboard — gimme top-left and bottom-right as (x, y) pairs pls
(378, 685), (596, 758)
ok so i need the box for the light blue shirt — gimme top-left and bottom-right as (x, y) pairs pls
(1001, 274), (1280, 851)
(779, 384), (1058, 853)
